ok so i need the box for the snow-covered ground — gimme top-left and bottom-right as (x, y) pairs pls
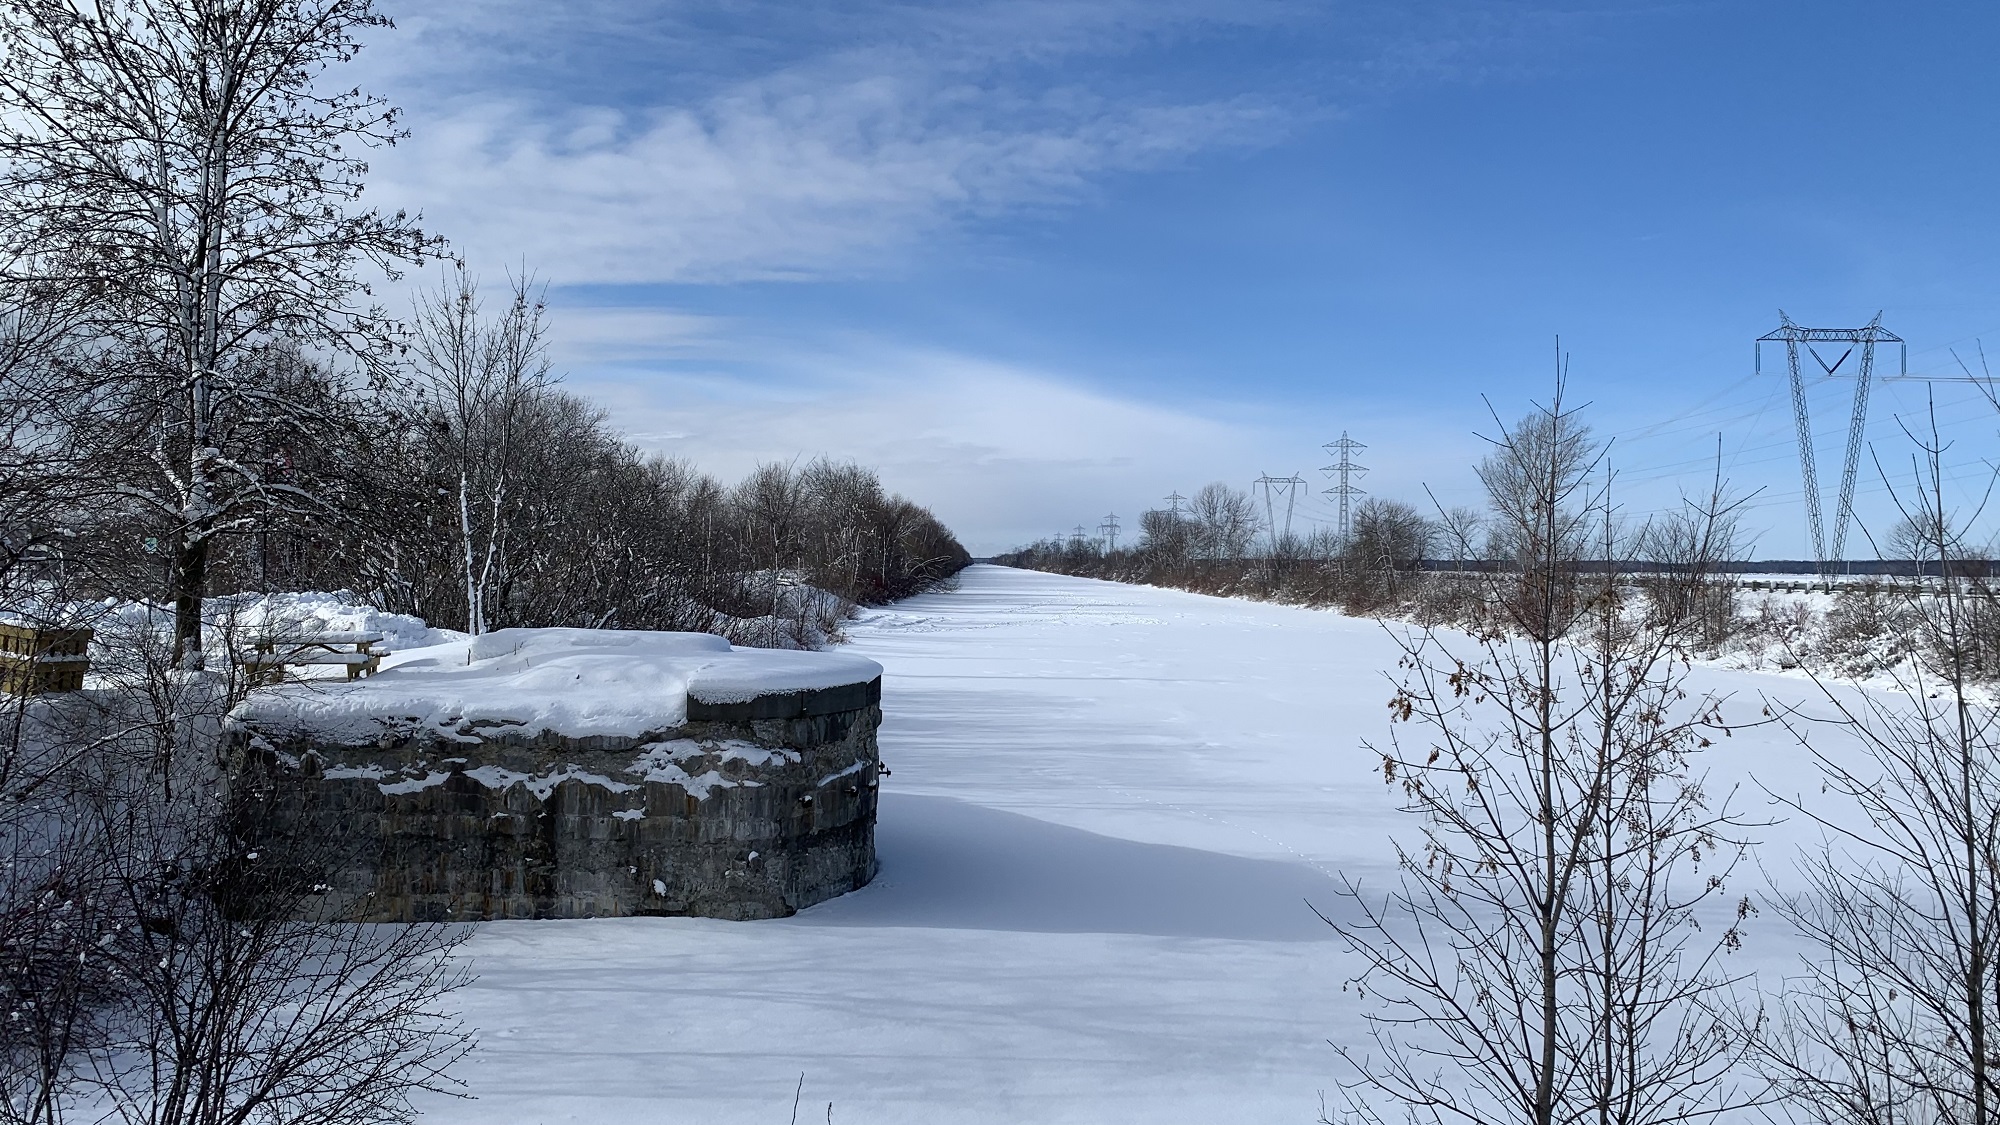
(418, 564), (1842, 1124)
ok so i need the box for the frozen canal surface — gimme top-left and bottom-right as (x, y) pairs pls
(422, 564), (1825, 1124)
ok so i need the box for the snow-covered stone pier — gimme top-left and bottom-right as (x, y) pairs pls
(226, 628), (883, 921)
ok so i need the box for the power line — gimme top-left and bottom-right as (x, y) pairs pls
(1321, 432), (1367, 547)
(1598, 392), (1998, 489)
(1098, 512), (1121, 553)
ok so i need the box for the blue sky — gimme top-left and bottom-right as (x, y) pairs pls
(358, 0), (2000, 556)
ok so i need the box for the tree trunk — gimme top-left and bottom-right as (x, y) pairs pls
(458, 472), (483, 635)
(171, 530), (208, 667)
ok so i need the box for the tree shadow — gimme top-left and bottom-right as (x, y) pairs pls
(788, 793), (1349, 941)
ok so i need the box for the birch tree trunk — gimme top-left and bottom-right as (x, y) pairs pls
(407, 266), (551, 636)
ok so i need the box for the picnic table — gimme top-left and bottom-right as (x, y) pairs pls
(0, 624), (91, 695)
(240, 631), (386, 686)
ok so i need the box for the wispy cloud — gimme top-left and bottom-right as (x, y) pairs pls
(374, 85), (1284, 284)
(364, 0), (1302, 283)
(353, 0), (1609, 285)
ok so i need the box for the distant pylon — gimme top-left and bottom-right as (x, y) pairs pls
(1164, 490), (1186, 517)
(1070, 524), (1089, 552)
(1321, 432), (1368, 547)
(1098, 512), (1121, 553)
(1756, 312), (1905, 575)
(1252, 472), (1306, 555)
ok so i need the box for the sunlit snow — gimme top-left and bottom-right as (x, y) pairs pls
(417, 564), (1849, 1124)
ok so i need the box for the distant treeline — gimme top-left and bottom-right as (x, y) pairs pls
(995, 482), (1466, 618)
(998, 477), (1989, 617)
(1004, 554), (2000, 578)
(8, 268), (969, 647)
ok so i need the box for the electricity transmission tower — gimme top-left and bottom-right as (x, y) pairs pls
(1098, 512), (1121, 553)
(1070, 525), (1089, 552)
(1252, 472), (1306, 555)
(1164, 491), (1186, 517)
(1756, 312), (1906, 575)
(1321, 432), (1368, 547)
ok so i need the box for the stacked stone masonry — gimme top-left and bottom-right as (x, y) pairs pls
(229, 677), (881, 922)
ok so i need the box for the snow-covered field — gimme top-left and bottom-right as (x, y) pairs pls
(418, 564), (1841, 1124)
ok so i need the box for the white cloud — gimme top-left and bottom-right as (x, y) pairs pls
(371, 77), (1283, 284)
(355, 0), (1302, 284)
(545, 305), (726, 364)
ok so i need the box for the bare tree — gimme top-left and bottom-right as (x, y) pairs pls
(81, 764), (475, 1125)
(0, 607), (474, 1125)
(406, 266), (552, 635)
(0, 0), (438, 660)
(1348, 499), (1433, 570)
(1137, 508), (1194, 565)
(1637, 451), (1752, 651)
(1327, 383), (1763, 1125)
(0, 290), (101, 602)
(733, 461), (805, 646)
(336, 389), (967, 640)
(0, 695), (123, 1125)
(1344, 498), (1435, 610)
(1476, 392), (1598, 643)
(1758, 400), (2000, 1125)
(801, 459), (874, 601)
(1189, 482), (1259, 561)
(1437, 506), (1486, 571)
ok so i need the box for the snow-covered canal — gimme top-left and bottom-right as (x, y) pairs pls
(421, 564), (1810, 1124)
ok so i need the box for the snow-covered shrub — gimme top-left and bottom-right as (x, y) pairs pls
(1811, 581), (1921, 678)
(712, 573), (852, 651)
(0, 610), (472, 1121)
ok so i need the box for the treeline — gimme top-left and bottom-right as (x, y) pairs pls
(226, 275), (968, 646)
(1001, 461), (1993, 659)
(997, 483), (1472, 621)
(9, 264), (968, 654)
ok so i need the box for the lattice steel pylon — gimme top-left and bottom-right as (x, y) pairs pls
(1756, 311), (1906, 575)
(1252, 472), (1306, 555)
(1098, 512), (1121, 553)
(1321, 432), (1368, 547)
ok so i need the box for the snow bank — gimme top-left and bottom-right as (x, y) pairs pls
(232, 627), (882, 743)
(211, 589), (459, 652)
(78, 590), (457, 688)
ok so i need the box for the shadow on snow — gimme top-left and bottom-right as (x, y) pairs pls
(789, 793), (1348, 942)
